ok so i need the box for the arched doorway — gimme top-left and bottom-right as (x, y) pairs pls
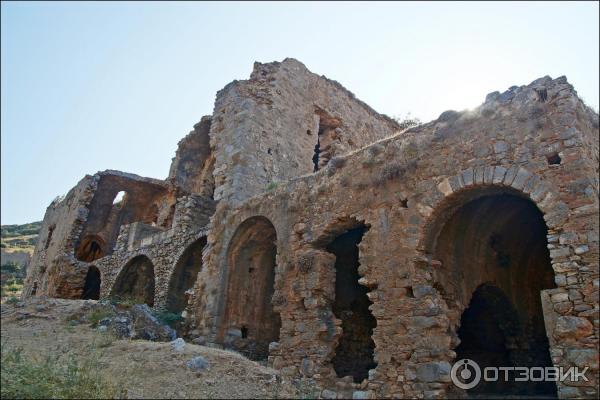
(82, 265), (101, 300)
(431, 189), (557, 396)
(221, 216), (281, 360)
(111, 255), (155, 306)
(166, 237), (207, 314)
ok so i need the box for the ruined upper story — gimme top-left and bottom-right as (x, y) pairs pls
(208, 58), (400, 205)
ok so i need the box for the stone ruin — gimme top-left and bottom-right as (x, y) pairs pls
(22, 58), (599, 398)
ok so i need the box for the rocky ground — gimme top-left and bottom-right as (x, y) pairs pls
(1, 297), (318, 399)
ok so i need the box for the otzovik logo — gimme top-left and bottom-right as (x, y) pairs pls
(451, 359), (591, 390)
(451, 359), (481, 389)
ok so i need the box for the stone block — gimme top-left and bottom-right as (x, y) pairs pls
(555, 316), (593, 340)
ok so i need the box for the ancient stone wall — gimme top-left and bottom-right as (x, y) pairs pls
(191, 75), (598, 398)
(210, 58), (399, 207)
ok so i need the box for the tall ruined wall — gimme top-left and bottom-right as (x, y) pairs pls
(193, 75), (599, 399)
(22, 175), (96, 298)
(168, 115), (215, 198)
(210, 58), (399, 206)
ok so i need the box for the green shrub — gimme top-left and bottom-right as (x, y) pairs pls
(5, 296), (19, 304)
(87, 309), (115, 328)
(0, 344), (126, 399)
(152, 309), (183, 327)
(266, 181), (278, 191)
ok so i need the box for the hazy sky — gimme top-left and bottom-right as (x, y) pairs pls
(1, 1), (598, 224)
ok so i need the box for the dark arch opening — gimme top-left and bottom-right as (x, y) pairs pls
(433, 192), (556, 396)
(111, 255), (155, 306)
(166, 237), (207, 314)
(82, 265), (101, 300)
(221, 216), (281, 360)
(75, 235), (106, 262)
(326, 225), (377, 383)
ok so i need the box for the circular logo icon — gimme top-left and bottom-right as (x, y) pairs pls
(451, 359), (481, 390)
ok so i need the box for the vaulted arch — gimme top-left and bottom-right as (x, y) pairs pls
(111, 255), (155, 306)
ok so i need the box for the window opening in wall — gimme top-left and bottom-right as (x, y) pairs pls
(112, 190), (126, 209)
(45, 225), (56, 249)
(312, 109), (341, 172)
(326, 225), (377, 383)
(312, 138), (321, 172)
(546, 153), (561, 165)
(241, 325), (249, 339)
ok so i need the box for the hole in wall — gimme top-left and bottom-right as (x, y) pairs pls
(312, 109), (341, 172)
(546, 153), (561, 165)
(400, 198), (408, 208)
(112, 190), (126, 209)
(326, 225), (377, 383)
(241, 326), (249, 339)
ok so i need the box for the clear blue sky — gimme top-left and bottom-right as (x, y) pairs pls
(2, 1), (598, 224)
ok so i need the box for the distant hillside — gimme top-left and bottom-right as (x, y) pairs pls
(1, 221), (41, 299)
(1, 221), (42, 253)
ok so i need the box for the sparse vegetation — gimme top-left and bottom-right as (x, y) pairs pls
(0, 343), (126, 399)
(266, 181), (278, 191)
(152, 309), (183, 328)
(393, 113), (422, 130)
(1, 261), (25, 299)
(87, 309), (116, 328)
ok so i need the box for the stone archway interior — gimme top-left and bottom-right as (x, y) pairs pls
(82, 265), (101, 300)
(75, 235), (106, 262)
(111, 255), (155, 306)
(222, 217), (281, 360)
(326, 226), (377, 383)
(166, 237), (207, 314)
(433, 192), (556, 396)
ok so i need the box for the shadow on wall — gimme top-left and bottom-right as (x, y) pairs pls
(166, 237), (207, 314)
(110, 255), (156, 307)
